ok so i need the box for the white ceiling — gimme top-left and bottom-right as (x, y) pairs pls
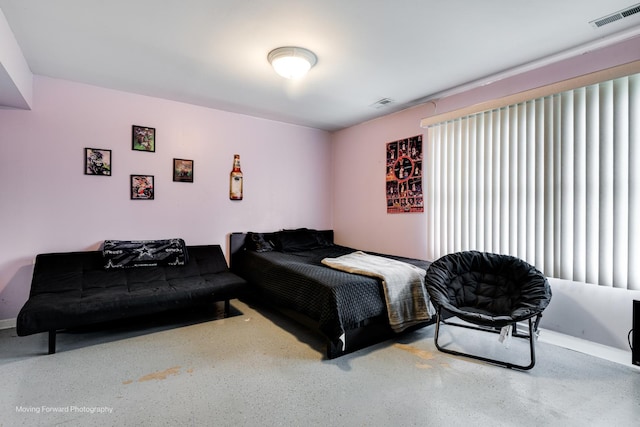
(1, 0), (640, 131)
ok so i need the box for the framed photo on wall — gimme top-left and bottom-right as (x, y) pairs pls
(132, 125), (155, 152)
(84, 148), (112, 176)
(173, 158), (194, 182)
(130, 175), (154, 200)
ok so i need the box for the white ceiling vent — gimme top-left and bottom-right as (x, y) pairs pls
(370, 98), (395, 109)
(590, 3), (640, 28)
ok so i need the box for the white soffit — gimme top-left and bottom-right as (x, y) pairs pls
(0, 8), (32, 109)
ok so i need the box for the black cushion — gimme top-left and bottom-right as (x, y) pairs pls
(16, 245), (247, 336)
(425, 251), (551, 327)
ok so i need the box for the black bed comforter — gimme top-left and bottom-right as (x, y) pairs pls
(233, 245), (431, 346)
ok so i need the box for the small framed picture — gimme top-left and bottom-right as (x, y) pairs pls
(84, 148), (112, 176)
(132, 125), (155, 152)
(131, 175), (154, 200)
(173, 158), (194, 182)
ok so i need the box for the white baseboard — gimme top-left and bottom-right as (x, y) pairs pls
(0, 318), (16, 330)
(539, 328), (639, 370)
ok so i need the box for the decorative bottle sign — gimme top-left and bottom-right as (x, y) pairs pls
(229, 154), (243, 200)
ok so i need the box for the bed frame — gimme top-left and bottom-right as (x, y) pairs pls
(228, 231), (435, 359)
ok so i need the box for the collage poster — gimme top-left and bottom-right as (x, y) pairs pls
(386, 135), (423, 213)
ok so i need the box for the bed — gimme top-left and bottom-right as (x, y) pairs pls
(229, 228), (436, 358)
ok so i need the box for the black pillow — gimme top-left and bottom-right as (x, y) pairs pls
(102, 239), (188, 269)
(276, 228), (323, 253)
(246, 232), (275, 252)
(313, 230), (333, 247)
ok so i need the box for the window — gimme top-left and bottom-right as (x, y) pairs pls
(426, 73), (640, 290)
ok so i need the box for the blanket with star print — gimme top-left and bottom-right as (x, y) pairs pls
(102, 239), (188, 269)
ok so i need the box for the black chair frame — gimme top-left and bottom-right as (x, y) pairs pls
(434, 306), (544, 370)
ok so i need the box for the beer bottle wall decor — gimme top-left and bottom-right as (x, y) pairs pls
(229, 154), (243, 200)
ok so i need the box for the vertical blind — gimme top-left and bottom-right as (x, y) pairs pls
(426, 73), (640, 290)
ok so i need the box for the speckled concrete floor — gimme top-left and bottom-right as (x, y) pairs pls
(1, 299), (639, 427)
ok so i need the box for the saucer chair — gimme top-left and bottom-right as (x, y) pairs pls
(425, 251), (552, 370)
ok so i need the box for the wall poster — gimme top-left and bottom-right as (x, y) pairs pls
(386, 134), (423, 213)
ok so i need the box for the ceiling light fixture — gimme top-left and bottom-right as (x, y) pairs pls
(268, 46), (317, 80)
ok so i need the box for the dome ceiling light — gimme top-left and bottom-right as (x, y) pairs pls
(268, 46), (317, 80)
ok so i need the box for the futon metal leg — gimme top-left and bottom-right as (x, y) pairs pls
(48, 330), (56, 355)
(224, 299), (230, 317)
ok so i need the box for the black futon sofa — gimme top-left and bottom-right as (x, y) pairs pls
(17, 240), (248, 354)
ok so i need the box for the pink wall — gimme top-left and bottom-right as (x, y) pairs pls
(330, 105), (430, 259)
(0, 76), (332, 321)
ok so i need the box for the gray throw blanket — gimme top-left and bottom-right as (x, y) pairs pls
(322, 251), (431, 332)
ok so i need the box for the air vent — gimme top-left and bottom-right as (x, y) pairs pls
(370, 98), (395, 109)
(590, 3), (640, 28)
(622, 5), (640, 17)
